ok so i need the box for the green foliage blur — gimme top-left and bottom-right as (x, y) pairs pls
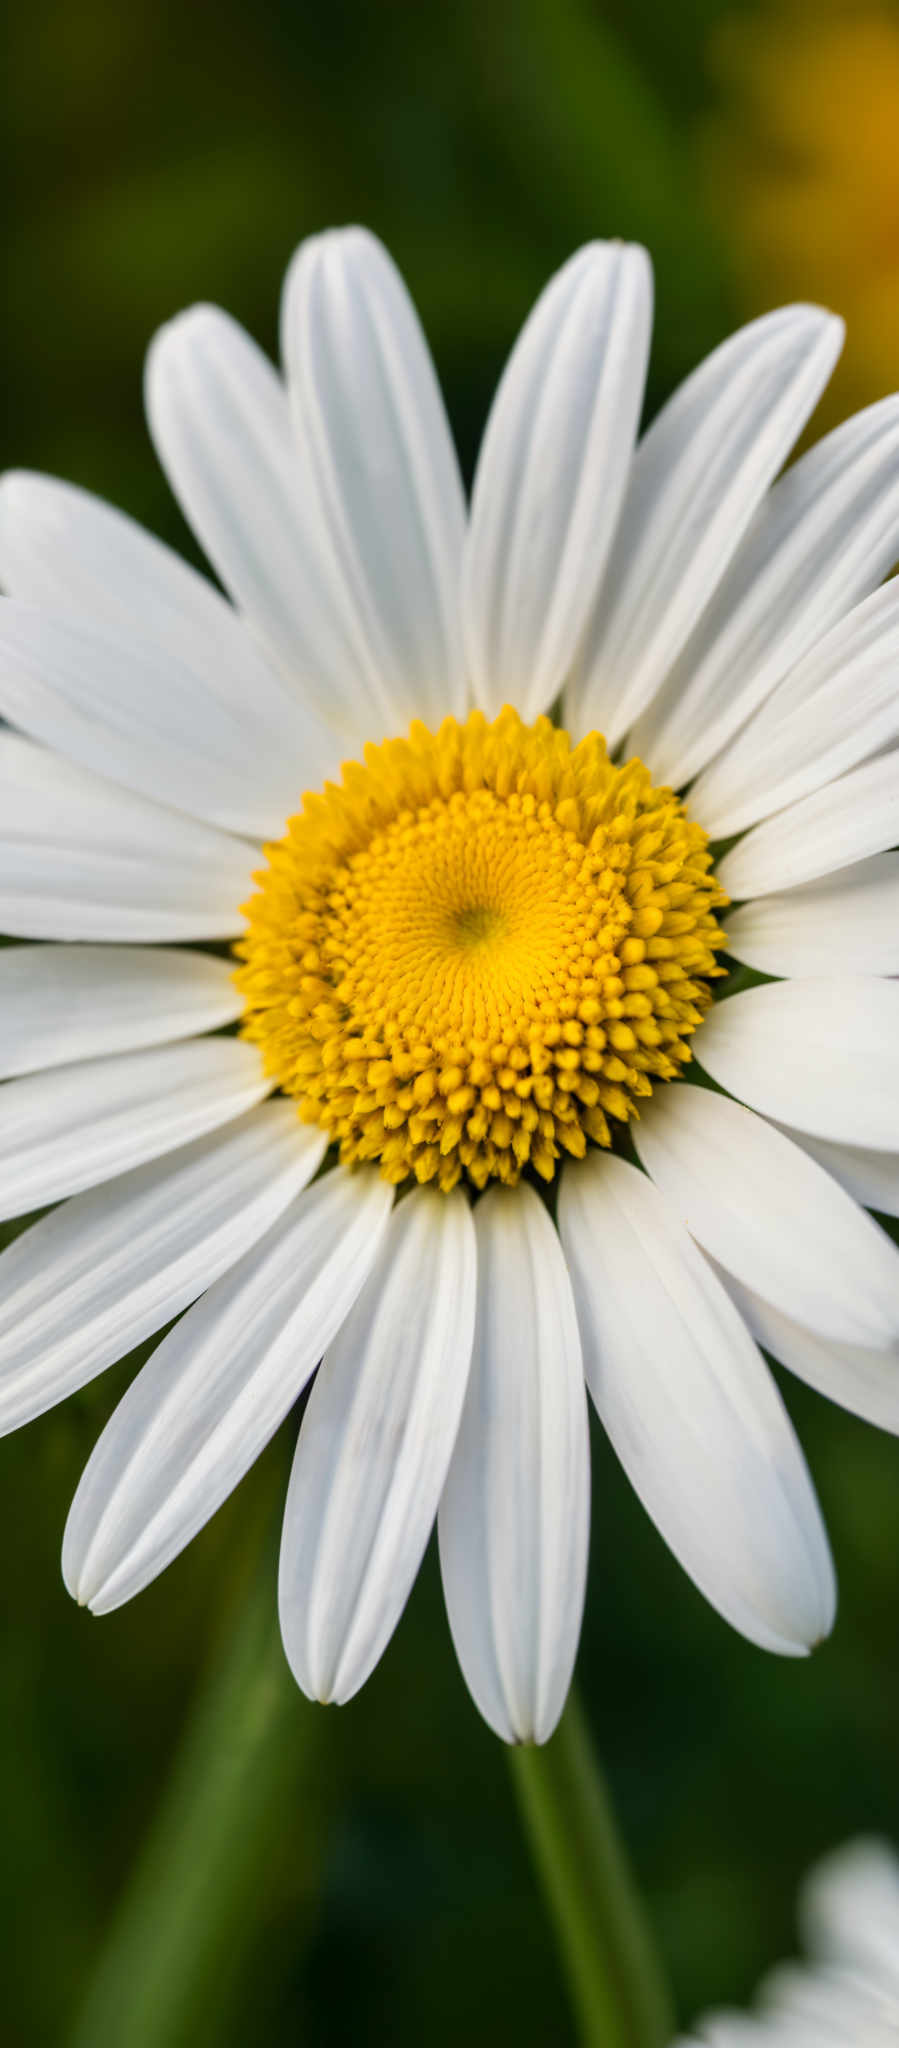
(3, 1), (899, 2041)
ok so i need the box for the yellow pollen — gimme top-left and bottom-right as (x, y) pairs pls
(235, 708), (729, 1193)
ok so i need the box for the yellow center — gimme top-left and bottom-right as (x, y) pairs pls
(235, 709), (728, 1192)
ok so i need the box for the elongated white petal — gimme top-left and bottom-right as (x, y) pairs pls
(725, 855), (899, 978)
(282, 227), (467, 728)
(145, 306), (385, 742)
(709, 1257), (899, 1439)
(63, 1167), (392, 1612)
(0, 1038), (270, 1220)
(717, 750), (899, 899)
(692, 582), (899, 838)
(630, 397), (899, 786)
(0, 466), (256, 659)
(279, 1187), (476, 1705)
(772, 1125), (899, 1218)
(558, 1153), (834, 1654)
(0, 1104), (325, 1434)
(0, 598), (336, 837)
(464, 242), (652, 719)
(438, 1184), (589, 1745)
(0, 466), (338, 777)
(0, 730), (252, 941)
(565, 305), (843, 745)
(0, 945), (242, 1079)
(696, 979), (899, 1150)
(633, 1085), (899, 1345)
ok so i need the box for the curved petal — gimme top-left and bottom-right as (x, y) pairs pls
(145, 305), (385, 742)
(464, 241), (652, 719)
(709, 1257), (899, 1439)
(633, 1084), (899, 1346)
(0, 1103), (325, 1434)
(0, 730), (253, 941)
(630, 396), (899, 786)
(0, 465), (253, 657)
(724, 855), (899, 978)
(438, 1183), (589, 1744)
(0, 1038), (270, 1220)
(557, 1153), (835, 1655)
(0, 469), (337, 776)
(716, 750), (899, 899)
(565, 304), (843, 746)
(279, 1186), (476, 1705)
(771, 1125), (899, 1218)
(63, 1166), (393, 1612)
(695, 979), (899, 1150)
(0, 597), (337, 837)
(0, 944), (243, 1079)
(281, 226), (467, 728)
(691, 581), (899, 838)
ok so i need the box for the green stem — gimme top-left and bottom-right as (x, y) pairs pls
(508, 1688), (673, 2048)
(68, 1538), (331, 2048)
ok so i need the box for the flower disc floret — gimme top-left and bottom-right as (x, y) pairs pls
(236, 709), (728, 1191)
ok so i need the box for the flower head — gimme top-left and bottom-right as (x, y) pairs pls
(1, 228), (898, 1742)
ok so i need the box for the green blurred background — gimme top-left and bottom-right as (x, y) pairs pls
(3, 1), (899, 2040)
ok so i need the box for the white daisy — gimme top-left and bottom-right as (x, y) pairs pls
(1, 228), (898, 1744)
(676, 1837), (899, 2045)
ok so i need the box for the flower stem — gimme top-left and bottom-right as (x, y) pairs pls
(68, 1531), (331, 2048)
(508, 1688), (674, 2048)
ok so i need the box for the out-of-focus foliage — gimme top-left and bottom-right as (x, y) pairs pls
(701, 0), (899, 428)
(2, 2), (899, 2042)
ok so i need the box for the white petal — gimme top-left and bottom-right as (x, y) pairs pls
(281, 227), (467, 729)
(801, 1838), (899, 1991)
(676, 2022), (764, 2048)
(630, 396), (899, 786)
(145, 305), (385, 743)
(0, 945), (242, 1079)
(692, 581), (899, 838)
(0, 466), (339, 783)
(565, 304), (843, 746)
(0, 1103), (325, 1434)
(695, 979), (899, 1150)
(0, 730), (253, 941)
(463, 242), (652, 719)
(760, 1957), (898, 2037)
(0, 1038), (270, 1219)
(557, 1153), (834, 1655)
(437, 1184), (589, 1745)
(717, 750), (899, 899)
(724, 855), (899, 978)
(633, 1084), (899, 1345)
(279, 1186), (476, 1705)
(0, 465), (256, 656)
(0, 597), (336, 837)
(709, 1256), (899, 1439)
(772, 1125), (899, 1218)
(63, 1166), (393, 1612)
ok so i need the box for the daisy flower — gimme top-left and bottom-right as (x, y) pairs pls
(677, 1836), (899, 2044)
(1, 229), (898, 1745)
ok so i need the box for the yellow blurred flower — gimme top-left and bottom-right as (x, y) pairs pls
(703, 0), (899, 428)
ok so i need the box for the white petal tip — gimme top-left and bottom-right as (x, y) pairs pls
(145, 303), (231, 381)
